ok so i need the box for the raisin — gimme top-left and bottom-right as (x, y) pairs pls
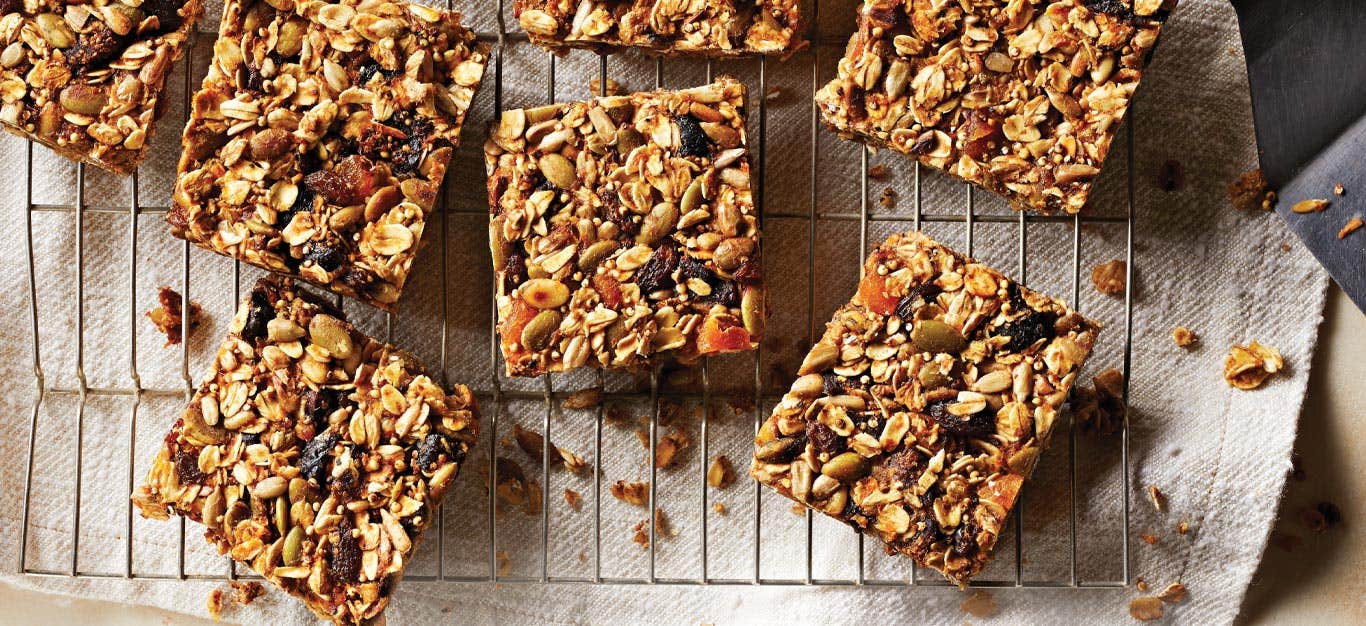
(240, 433), (261, 446)
(678, 255), (738, 305)
(895, 283), (941, 322)
(243, 63), (266, 95)
(806, 419), (846, 455)
(303, 242), (345, 272)
(675, 114), (710, 158)
(304, 155), (376, 206)
(240, 289), (272, 342)
(909, 132), (937, 156)
(702, 280), (739, 306)
(390, 112), (432, 176)
(911, 510), (940, 546)
(298, 151), (323, 177)
(304, 389), (342, 430)
(995, 311), (1057, 353)
(821, 373), (844, 396)
(1082, 0), (1134, 19)
(328, 519), (362, 583)
(501, 252), (527, 294)
(173, 448), (205, 484)
(1003, 282), (1029, 313)
(600, 189), (638, 236)
(141, 0), (184, 31)
(731, 257), (763, 285)
(300, 431), (339, 485)
(66, 26), (123, 73)
(635, 244), (679, 294)
(926, 399), (994, 439)
(414, 433), (452, 473)
(357, 62), (398, 86)
(0, 0), (21, 13)
(952, 521), (979, 557)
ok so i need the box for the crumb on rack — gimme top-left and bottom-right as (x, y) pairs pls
(1156, 159), (1185, 192)
(1223, 341), (1284, 390)
(147, 286), (202, 347)
(1333, 183), (1345, 195)
(1338, 217), (1363, 239)
(611, 480), (648, 507)
(868, 164), (889, 180)
(1291, 198), (1329, 214)
(230, 581), (265, 606)
(1091, 260), (1127, 295)
(563, 387), (604, 409)
(707, 455), (735, 489)
(1129, 596), (1164, 621)
(878, 187), (896, 209)
(1228, 168), (1273, 211)
(1147, 486), (1167, 513)
(564, 488), (583, 512)
(1172, 326), (1198, 348)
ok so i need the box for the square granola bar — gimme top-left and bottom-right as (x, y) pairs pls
(168, 0), (489, 311)
(485, 77), (764, 377)
(751, 230), (1100, 584)
(514, 0), (804, 57)
(133, 276), (479, 625)
(0, 0), (203, 174)
(815, 0), (1173, 214)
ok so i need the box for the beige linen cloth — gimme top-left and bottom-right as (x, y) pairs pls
(0, 1), (1327, 624)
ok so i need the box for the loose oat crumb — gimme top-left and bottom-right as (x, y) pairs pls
(707, 455), (735, 489)
(1129, 596), (1165, 621)
(1177, 520), (1190, 535)
(1146, 486), (1167, 513)
(1223, 341), (1284, 390)
(878, 187), (897, 209)
(655, 428), (692, 469)
(1091, 259), (1127, 295)
(230, 581), (265, 606)
(496, 550), (511, 576)
(764, 85), (787, 105)
(1228, 168), (1270, 211)
(611, 480), (648, 506)
(577, 552), (587, 563)
(207, 588), (226, 621)
(1140, 532), (1157, 545)
(960, 590), (999, 618)
(1135, 577), (1149, 592)
(563, 387), (604, 409)
(147, 286), (202, 347)
(1334, 183), (1345, 196)
(588, 77), (622, 97)
(1172, 326), (1198, 348)
(655, 508), (676, 538)
(868, 164), (889, 180)
(1075, 368), (1126, 435)
(713, 502), (728, 515)
(511, 425), (588, 474)
(1291, 198), (1329, 214)
(1338, 217), (1363, 239)
(564, 488), (583, 512)
(1157, 582), (1188, 604)
(1156, 159), (1185, 192)
(631, 520), (649, 548)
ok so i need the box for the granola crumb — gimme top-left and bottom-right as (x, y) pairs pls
(764, 85), (787, 105)
(511, 425), (587, 474)
(230, 581), (265, 606)
(1291, 198), (1329, 214)
(1338, 217), (1363, 239)
(1157, 582), (1189, 604)
(207, 588), (226, 621)
(713, 502), (728, 515)
(1223, 341), (1284, 390)
(868, 164), (889, 180)
(1135, 577), (1149, 592)
(1091, 260), (1127, 295)
(1074, 368), (1126, 436)
(878, 187), (897, 209)
(588, 77), (622, 97)
(1280, 242), (1292, 252)
(1172, 326), (1198, 348)
(1156, 159), (1185, 192)
(496, 550), (511, 576)
(563, 387), (604, 409)
(1333, 183), (1345, 196)
(147, 287), (202, 347)
(1263, 190), (1279, 211)
(707, 455), (736, 489)
(960, 590), (999, 618)
(655, 428), (692, 469)
(564, 488), (583, 512)
(655, 507), (676, 538)
(1177, 520), (1190, 535)
(1129, 596), (1165, 621)
(1229, 168), (1271, 211)
(611, 480), (648, 506)
(1146, 486), (1167, 513)
(1140, 532), (1157, 545)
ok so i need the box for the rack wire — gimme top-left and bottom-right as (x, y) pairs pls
(17, 0), (1134, 591)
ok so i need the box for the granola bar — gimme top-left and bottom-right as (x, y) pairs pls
(0, 0), (203, 174)
(814, 0), (1173, 214)
(750, 231), (1100, 584)
(167, 0), (489, 311)
(514, 0), (804, 57)
(133, 276), (479, 625)
(485, 77), (764, 377)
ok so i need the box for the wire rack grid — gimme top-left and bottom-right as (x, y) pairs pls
(16, 0), (1136, 592)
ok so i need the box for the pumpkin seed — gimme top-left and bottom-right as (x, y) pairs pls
(912, 319), (966, 354)
(615, 126), (643, 154)
(700, 122), (740, 148)
(741, 286), (764, 338)
(521, 278), (569, 309)
(308, 314), (354, 358)
(578, 240), (618, 272)
(680, 176), (704, 214)
(754, 437), (800, 463)
(1, 42), (23, 69)
(520, 310), (561, 351)
(918, 364), (952, 390)
(821, 452), (870, 482)
(35, 14), (74, 48)
(539, 153), (576, 189)
(282, 526), (304, 566)
(59, 83), (107, 116)
(713, 237), (754, 271)
(524, 104), (560, 124)
(276, 19), (305, 56)
(637, 202), (679, 245)
(798, 342), (838, 375)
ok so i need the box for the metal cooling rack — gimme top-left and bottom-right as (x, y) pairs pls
(17, 0), (1134, 591)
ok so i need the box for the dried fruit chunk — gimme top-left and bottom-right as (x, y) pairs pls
(487, 79), (762, 376)
(512, 0), (805, 57)
(168, 0), (490, 312)
(752, 231), (1100, 586)
(132, 277), (480, 625)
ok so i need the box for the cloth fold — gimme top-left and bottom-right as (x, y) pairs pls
(0, 1), (1325, 624)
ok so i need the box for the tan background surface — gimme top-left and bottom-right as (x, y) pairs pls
(2, 285), (1360, 624)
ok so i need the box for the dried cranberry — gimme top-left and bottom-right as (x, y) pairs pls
(173, 448), (205, 484)
(702, 280), (739, 306)
(304, 155), (376, 206)
(675, 114), (710, 158)
(501, 252), (527, 294)
(240, 289), (272, 342)
(635, 244), (679, 294)
(925, 399), (994, 439)
(304, 389), (342, 430)
(895, 283), (941, 322)
(328, 519), (362, 583)
(414, 433), (453, 473)
(300, 431), (339, 485)
(995, 311), (1057, 353)
(806, 419), (846, 455)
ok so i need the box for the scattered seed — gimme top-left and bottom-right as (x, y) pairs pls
(868, 164), (889, 179)
(1176, 521), (1190, 535)
(610, 480), (648, 506)
(1172, 326), (1198, 348)
(1338, 217), (1363, 239)
(1141, 532), (1157, 545)
(564, 488), (582, 512)
(1291, 198), (1329, 213)
(1156, 582), (1188, 604)
(1146, 486), (1166, 513)
(707, 455), (735, 489)
(1333, 183), (1345, 196)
